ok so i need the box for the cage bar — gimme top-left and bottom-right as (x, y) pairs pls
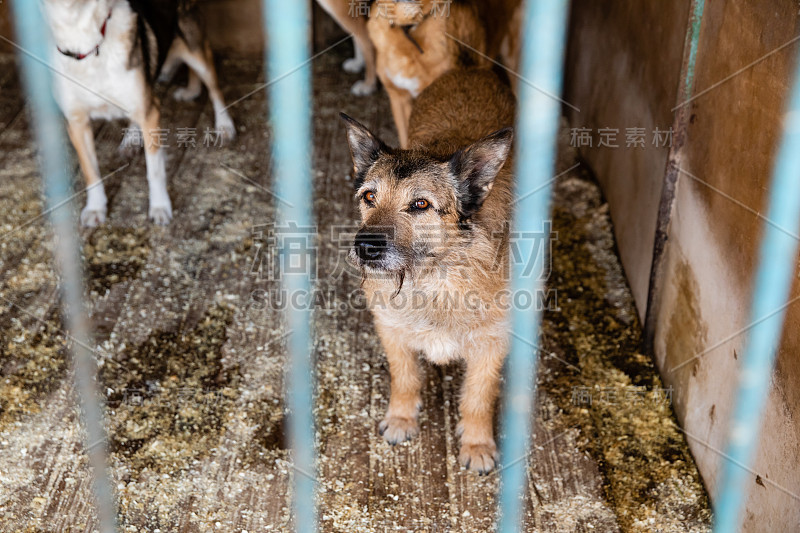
(262, 1), (318, 532)
(8, 2), (117, 532)
(497, 1), (570, 531)
(712, 34), (800, 533)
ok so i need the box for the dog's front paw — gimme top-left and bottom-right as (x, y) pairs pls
(350, 80), (376, 96)
(379, 416), (419, 445)
(118, 128), (143, 158)
(80, 206), (107, 227)
(459, 441), (498, 474)
(342, 57), (364, 73)
(148, 204), (172, 225)
(118, 141), (142, 158)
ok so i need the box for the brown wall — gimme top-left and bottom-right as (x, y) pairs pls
(564, 0), (691, 320)
(565, 0), (800, 530)
(653, 1), (800, 530)
(1, 2), (14, 53)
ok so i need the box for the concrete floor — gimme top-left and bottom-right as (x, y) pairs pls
(0, 49), (710, 532)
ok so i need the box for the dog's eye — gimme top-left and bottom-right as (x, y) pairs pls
(411, 199), (430, 211)
(363, 191), (376, 205)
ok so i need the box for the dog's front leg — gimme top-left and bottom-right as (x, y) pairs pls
(458, 345), (505, 474)
(376, 324), (422, 444)
(347, 31), (377, 96)
(386, 87), (413, 149)
(66, 113), (107, 227)
(140, 105), (172, 225)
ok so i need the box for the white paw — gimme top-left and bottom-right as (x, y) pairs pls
(342, 56), (364, 73)
(80, 206), (107, 227)
(118, 139), (142, 158)
(173, 85), (202, 102)
(378, 415), (419, 445)
(214, 112), (237, 144)
(148, 204), (172, 225)
(118, 141), (141, 158)
(119, 128), (143, 158)
(350, 80), (376, 96)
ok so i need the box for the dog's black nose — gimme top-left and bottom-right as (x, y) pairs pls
(355, 231), (388, 262)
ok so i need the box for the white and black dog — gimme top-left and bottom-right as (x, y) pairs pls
(42, 0), (236, 226)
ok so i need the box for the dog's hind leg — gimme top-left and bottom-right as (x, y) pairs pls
(162, 37), (203, 101)
(173, 69), (203, 102)
(169, 34), (236, 142)
(66, 112), (107, 227)
(457, 343), (505, 474)
(158, 51), (182, 84)
(376, 324), (422, 445)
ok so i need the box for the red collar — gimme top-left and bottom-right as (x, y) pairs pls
(57, 10), (112, 60)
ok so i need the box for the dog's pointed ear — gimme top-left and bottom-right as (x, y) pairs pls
(340, 113), (387, 188)
(450, 127), (513, 218)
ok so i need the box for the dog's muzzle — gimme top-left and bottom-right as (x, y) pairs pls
(354, 230), (389, 262)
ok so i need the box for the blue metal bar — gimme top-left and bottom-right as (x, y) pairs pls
(8, 2), (117, 532)
(683, 0), (706, 98)
(712, 39), (800, 533)
(262, 1), (317, 531)
(497, 1), (570, 531)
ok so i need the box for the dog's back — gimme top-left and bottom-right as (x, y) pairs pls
(408, 68), (515, 150)
(408, 68), (516, 232)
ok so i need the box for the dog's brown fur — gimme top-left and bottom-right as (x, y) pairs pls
(341, 68), (516, 473)
(367, 0), (521, 148)
(367, 0), (488, 148)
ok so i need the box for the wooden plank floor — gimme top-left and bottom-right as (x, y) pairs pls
(0, 48), (710, 533)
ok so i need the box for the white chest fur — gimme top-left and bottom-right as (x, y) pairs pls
(47, 2), (143, 121)
(369, 277), (507, 365)
(384, 67), (421, 98)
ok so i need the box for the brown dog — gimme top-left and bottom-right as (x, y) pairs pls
(367, 0), (521, 148)
(341, 68), (515, 473)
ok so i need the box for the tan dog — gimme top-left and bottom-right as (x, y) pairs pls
(367, 0), (521, 148)
(316, 0), (377, 95)
(341, 68), (516, 473)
